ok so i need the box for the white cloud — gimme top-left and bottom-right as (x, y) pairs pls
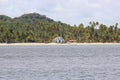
(0, 0), (120, 26)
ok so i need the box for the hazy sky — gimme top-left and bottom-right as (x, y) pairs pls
(0, 0), (120, 26)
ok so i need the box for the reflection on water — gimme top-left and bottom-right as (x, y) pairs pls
(0, 45), (120, 80)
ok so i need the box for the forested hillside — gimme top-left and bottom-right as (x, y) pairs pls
(0, 13), (120, 43)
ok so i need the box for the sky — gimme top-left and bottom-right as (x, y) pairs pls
(0, 0), (120, 26)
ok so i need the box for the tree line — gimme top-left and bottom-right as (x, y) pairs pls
(0, 13), (120, 43)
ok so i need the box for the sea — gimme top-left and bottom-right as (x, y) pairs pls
(0, 44), (120, 80)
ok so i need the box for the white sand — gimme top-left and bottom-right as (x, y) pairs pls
(0, 43), (120, 46)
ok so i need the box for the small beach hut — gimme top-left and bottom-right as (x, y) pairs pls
(52, 36), (65, 43)
(68, 39), (77, 43)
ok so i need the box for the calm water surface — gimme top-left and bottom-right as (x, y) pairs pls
(0, 45), (120, 80)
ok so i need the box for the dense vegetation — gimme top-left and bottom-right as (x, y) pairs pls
(0, 13), (120, 43)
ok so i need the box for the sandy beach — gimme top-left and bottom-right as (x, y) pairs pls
(0, 43), (120, 46)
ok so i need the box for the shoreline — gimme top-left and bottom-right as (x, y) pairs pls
(0, 43), (120, 46)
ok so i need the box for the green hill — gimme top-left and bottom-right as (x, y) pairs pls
(0, 13), (119, 43)
(13, 13), (54, 24)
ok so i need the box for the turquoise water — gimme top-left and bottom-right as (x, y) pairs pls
(0, 45), (120, 80)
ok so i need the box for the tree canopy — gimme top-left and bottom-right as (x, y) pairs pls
(0, 13), (120, 43)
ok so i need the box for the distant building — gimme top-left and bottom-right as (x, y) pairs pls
(68, 39), (77, 43)
(52, 36), (65, 43)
